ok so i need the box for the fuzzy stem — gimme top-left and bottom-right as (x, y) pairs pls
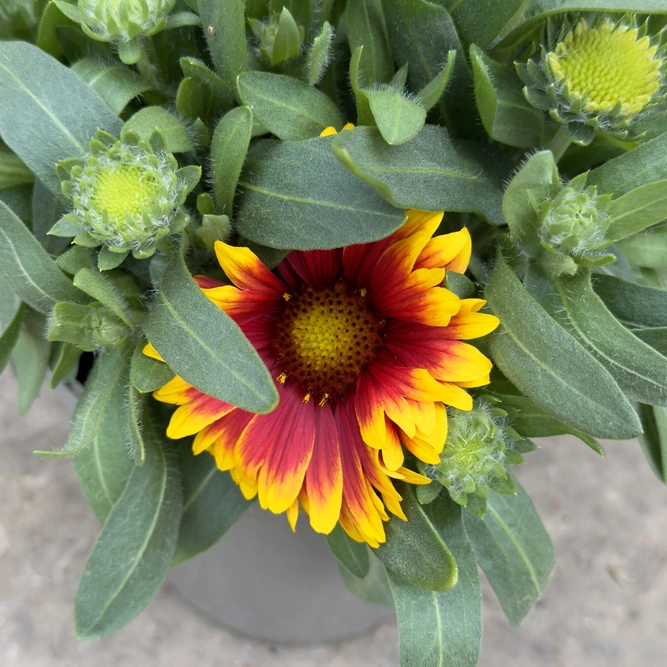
(546, 126), (572, 163)
(136, 40), (161, 93)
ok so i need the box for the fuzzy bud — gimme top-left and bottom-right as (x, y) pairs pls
(422, 400), (535, 517)
(53, 129), (200, 262)
(517, 16), (667, 144)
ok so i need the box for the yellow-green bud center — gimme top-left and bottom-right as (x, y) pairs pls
(547, 19), (662, 117)
(90, 165), (162, 224)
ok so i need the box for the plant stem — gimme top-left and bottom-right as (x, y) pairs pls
(546, 125), (571, 163)
(136, 40), (161, 93)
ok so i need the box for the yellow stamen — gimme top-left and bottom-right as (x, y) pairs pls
(277, 372), (288, 384)
(282, 293), (291, 301)
(318, 393), (330, 407)
(303, 393), (311, 404)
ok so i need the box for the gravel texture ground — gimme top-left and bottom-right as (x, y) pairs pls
(1, 370), (666, 667)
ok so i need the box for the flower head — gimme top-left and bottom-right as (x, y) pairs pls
(538, 172), (612, 276)
(53, 129), (199, 262)
(421, 399), (535, 517)
(147, 210), (499, 546)
(518, 15), (667, 143)
(78, 0), (175, 42)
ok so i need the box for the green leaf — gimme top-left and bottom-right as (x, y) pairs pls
(346, 0), (393, 85)
(490, 392), (605, 457)
(49, 341), (82, 389)
(617, 224), (667, 269)
(11, 308), (51, 416)
(592, 274), (667, 329)
(464, 474), (555, 627)
(0, 185), (32, 224)
(0, 147), (34, 191)
(604, 180), (667, 244)
(470, 45), (543, 148)
(144, 245), (278, 413)
(75, 413), (182, 639)
(172, 450), (251, 566)
(56, 246), (94, 275)
(236, 135), (406, 249)
(0, 200), (85, 315)
(0, 41), (122, 195)
(339, 554), (393, 605)
(37, 0), (77, 59)
(123, 107), (194, 153)
(588, 131), (667, 197)
(333, 125), (508, 225)
(633, 326), (667, 357)
(35, 346), (131, 459)
(237, 71), (344, 141)
(498, 1), (667, 50)
(130, 339), (175, 393)
(485, 252), (642, 439)
(210, 106), (253, 215)
(555, 270), (667, 407)
(179, 57), (234, 113)
(0, 302), (26, 376)
(502, 151), (560, 256)
(199, 0), (248, 94)
(31, 179), (70, 255)
(71, 58), (150, 116)
(271, 7), (302, 66)
(382, 0), (475, 136)
(415, 51), (456, 112)
(126, 384), (146, 465)
(175, 77), (211, 123)
(449, 0), (526, 50)
(74, 381), (134, 523)
(363, 87), (426, 145)
(73, 268), (136, 328)
(327, 524), (370, 578)
(637, 404), (667, 484)
(375, 484), (458, 592)
(307, 21), (334, 86)
(389, 496), (482, 667)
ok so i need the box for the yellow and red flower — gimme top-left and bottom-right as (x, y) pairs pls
(147, 210), (499, 546)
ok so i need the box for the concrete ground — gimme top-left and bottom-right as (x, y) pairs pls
(1, 370), (666, 667)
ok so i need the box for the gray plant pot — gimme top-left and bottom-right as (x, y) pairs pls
(168, 504), (395, 644)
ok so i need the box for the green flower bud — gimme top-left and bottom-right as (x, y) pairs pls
(421, 400), (534, 517)
(517, 15), (667, 144)
(249, 7), (305, 67)
(53, 129), (200, 262)
(538, 174), (613, 277)
(77, 0), (175, 43)
(48, 302), (132, 352)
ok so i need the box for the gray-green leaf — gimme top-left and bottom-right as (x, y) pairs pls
(144, 245), (278, 413)
(464, 474), (555, 627)
(236, 135), (406, 249)
(0, 200), (86, 314)
(75, 413), (182, 639)
(375, 484), (457, 592)
(485, 252), (641, 439)
(0, 41), (122, 194)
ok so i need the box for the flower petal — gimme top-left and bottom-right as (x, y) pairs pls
(167, 392), (236, 438)
(335, 402), (387, 547)
(386, 321), (493, 382)
(304, 404), (343, 534)
(214, 241), (286, 294)
(443, 299), (500, 340)
(416, 227), (472, 273)
(143, 342), (164, 362)
(280, 249), (343, 289)
(236, 384), (316, 514)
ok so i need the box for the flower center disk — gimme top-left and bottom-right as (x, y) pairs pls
(548, 19), (662, 116)
(273, 286), (383, 401)
(91, 164), (161, 223)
